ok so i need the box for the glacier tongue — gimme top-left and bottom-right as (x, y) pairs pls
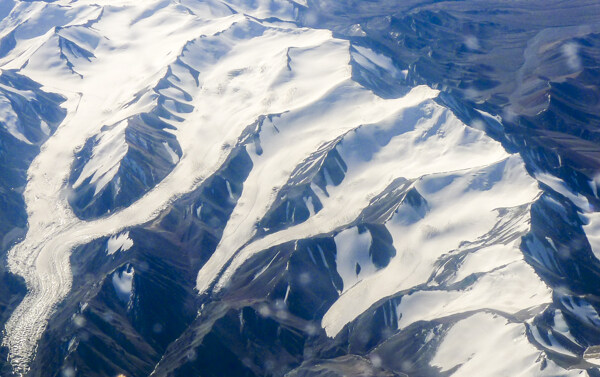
(1, 0), (246, 373)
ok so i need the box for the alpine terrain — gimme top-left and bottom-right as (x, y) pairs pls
(0, 0), (599, 376)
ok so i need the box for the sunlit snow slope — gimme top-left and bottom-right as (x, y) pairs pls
(0, 0), (599, 376)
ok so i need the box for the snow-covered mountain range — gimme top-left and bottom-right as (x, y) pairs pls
(0, 0), (599, 376)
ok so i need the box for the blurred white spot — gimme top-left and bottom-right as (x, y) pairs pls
(258, 304), (271, 317)
(186, 350), (197, 361)
(369, 354), (382, 368)
(304, 322), (319, 336)
(299, 272), (311, 285)
(303, 10), (318, 26)
(471, 119), (486, 131)
(401, 360), (414, 371)
(79, 331), (90, 341)
(562, 42), (582, 71)
(358, 330), (370, 343)
(502, 107), (518, 122)
(102, 311), (114, 323)
(62, 367), (76, 377)
(274, 299), (286, 311)
(73, 315), (86, 328)
(463, 88), (484, 103)
(464, 36), (479, 50)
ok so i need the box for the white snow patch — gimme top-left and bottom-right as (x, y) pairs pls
(162, 141), (179, 164)
(40, 120), (51, 136)
(106, 231), (133, 255)
(530, 326), (577, 358)
(583, 212), (600, 262)
(225, 180), (233, 199)
(585, 356), (600, 367)
(352, 45), (399, 76)
(112, 264), (134, 301)
(536, 172), (590, 211)
(305, 196), (316, 216)
(475, 108), (502, 123)
(333, 227), (375, 293)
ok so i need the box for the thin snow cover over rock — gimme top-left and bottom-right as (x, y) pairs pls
(530, 309), (581, 360)
(72, 119), (129, 196)
(536, 171), (600, 262)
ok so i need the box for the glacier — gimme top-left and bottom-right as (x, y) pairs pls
(0, 0), (598, 376)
